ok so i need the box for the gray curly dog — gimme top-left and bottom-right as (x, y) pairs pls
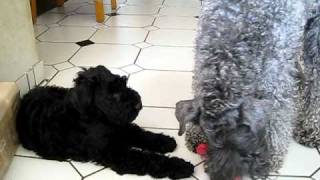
(175, 0), (320, 179)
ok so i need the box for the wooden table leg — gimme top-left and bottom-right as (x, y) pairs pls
(30, 0), (37, 24)
(56, 0), (65, 7)
(111, 0), (117, 10)
(95, 0), (105, 23)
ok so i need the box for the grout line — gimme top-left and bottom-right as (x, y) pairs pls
(133, 49), (142, 64)
(69, 161), (84, 178)
(310, 167), (320, 177)
(143, 105), (175, 109)
(142, 127), (179, 131)
(14, 154), (43, 160)
(83, 167), (107, 178)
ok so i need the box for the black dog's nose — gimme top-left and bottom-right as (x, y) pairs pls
(135, 102), (142, 110)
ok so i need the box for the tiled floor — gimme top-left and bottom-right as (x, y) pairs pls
(4, 0), (320, 179)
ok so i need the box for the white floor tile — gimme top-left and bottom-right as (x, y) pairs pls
(91, 28), (148, 44)
(126, 0), (163, 6)
(128, 70), (193, 107)
(135, 42), (152, 48)
(37, 13), (67, 25)
(193, 163), (210, 180)
(106, 15), (154, 27)
(278, 141), (320, 176)
(159, 7), (200, 17)
(33, 25), (48, 37)
(164, 0), (201, 8)
(136, 46), (194, 71)
(37, 42), (80, 65)
(44, 65), (58, 80)
(154, 16), (198, 29)
(15, 146), (39, 158)
(49, 4), (83, 14)
(76, 4), (112, 14)
(59, 15), (99, 26)
(135, 107), (178, 129)
(117, 5), (160, 15)
(4, 157), (81, 180)
(147, 29), (196, 46)
(85, 168), (154, 180)
(48, 67), (82, 88)
(70, 161), (104, 177)
(38, 26), (96, 42)
(15, 74), (29, 97)
(54, 62), (75, 70)
(121, 65), (143, 74)
(70, 44), (139, 68)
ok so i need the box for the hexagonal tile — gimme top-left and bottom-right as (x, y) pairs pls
(143, 26), (159, 31)
(164, 0), (201, 8)
(134, 42), (152, 49)
(105, 15), (154, 27)
(38, 26), (96, 42)
(91, 28), (148, 44)
(128, 70), (193, 107)
(3, 157), (81, 180)
(70, 161), (104, 177)
(121, 64), (143, 74)
(85, 168), (154, 180)
(135, 107), (179, 129)
(49, 3), (83, 14)
(48, 67), (82, 87)
(159, 7), (200, 17)
(59, 15), (99, 26)
(154, 16), (198, 29)
(36, 13), (66, 25)
(193, 163), (210, 180)
(126, 0), (163, 6)
(147, 29), (196, 46)
(15, 146), (39, 158)
(313, 169), (320, 180)
(136, 46), (194, 71)
(117, 5), (160, 15)
(33, 25), (48, 37)
(54, 62), (74, 70)
(70, 44), (140, 68)
(278, 140), (320, 176)
(37, 42), (80, 65)
(76, 4), (112, 14)
(44, 65), (58, 80)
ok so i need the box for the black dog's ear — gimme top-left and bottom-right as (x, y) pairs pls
(175, 99), (201, 136)
(69, 84), (94, 115)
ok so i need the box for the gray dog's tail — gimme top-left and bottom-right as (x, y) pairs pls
(294, 12), (320, 148)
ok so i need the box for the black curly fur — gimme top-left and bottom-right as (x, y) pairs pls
(16, 65), (194, 179)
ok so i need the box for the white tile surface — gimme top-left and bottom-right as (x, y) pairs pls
(135, 42), (152, 48)
(70, 161), (104, 177)
(15, 74), (29, 97)
(121, 65), (143, 74)
(70, 44), (139, 68)
(106, 15), (154, 27)
(164, 0), (201, 8)
(136, 46), (194, 71)
(33, 61), (45, 85)
(126, 0), (163, 6)
(15, 146), (39, 158)
(91, 28), (148, 44)
(33, 25), (49, 37)
(117, 5), (160, 15)
(27, 69), (36, 89)
(37, 13), (66, 25)
(147, 29), (196, 46)
(76, 4), (112, 14)
(54, 62), (74, 70)
(49, 3), (83, 14)
(159, 7), (200, 17)
(278, 141), (320, 176)
(37, 42), (80, 65)
(48, 67), (82, 87)
(38, 26), (96, 42)
(128, 70), (193, 107)
(59, 15), (99, 26)
(193, 163), (210, 180)
(44, 65), (58, 80)
(135, 107), (179, 129)
(154, 16), (198, 29)
(4, 157), (81, 180)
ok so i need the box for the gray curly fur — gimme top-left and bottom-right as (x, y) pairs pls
(176, 0), (320, 179)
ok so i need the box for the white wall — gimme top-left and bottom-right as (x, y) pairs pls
(0, 0), (44, 96)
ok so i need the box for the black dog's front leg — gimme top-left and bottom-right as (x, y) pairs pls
(124, 124), (177, 153)
(107, 148), (194, 179)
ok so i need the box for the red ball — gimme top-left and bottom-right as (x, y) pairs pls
(196, 143), (208, 156)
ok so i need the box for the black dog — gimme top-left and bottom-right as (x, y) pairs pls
(16, 66), (194, 179)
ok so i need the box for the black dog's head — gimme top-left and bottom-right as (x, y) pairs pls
(70, 65), (142, 125)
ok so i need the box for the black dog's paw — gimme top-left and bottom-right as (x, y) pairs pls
(167, 157), (194, 179)
(155, 135), (177, 153)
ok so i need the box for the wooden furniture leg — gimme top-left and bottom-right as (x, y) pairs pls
(30, 0), (37, 24)
(95, 0), (105, 23)
(55, 0), (65, 7)
(111, 0), (117, 10)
